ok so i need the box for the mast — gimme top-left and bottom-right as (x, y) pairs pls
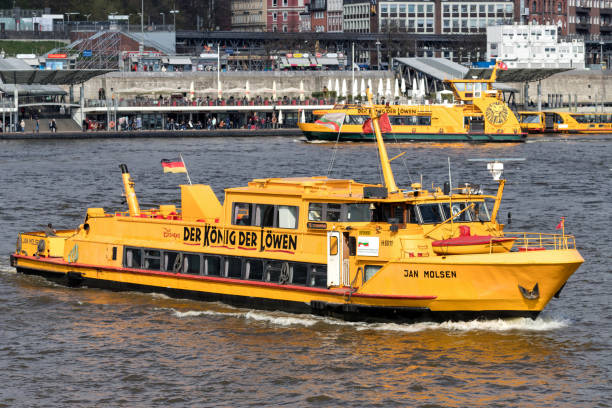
(366, 89), (399, 193)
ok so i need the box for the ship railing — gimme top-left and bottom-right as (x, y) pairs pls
(508, 232), (577, 251)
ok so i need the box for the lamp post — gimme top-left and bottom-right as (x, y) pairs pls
(140, 0), (144, 55)
(376, 40), (381, 70)
(160, 12), (165, 27)
(600, 40), (605, 69)
(65, 12), (79, 29)
(169, 9), (179, 31)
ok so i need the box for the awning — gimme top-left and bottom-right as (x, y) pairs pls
(316, 57), (339, 66)
(167, 57), (192, 65)
(0, 83), (67, 96)
(287, 57), (313, 67)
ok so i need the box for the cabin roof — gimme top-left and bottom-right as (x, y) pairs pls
(225, 176), (381, 199)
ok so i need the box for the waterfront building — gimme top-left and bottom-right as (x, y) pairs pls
(343, 0), (373, 33)
(487, 24), (585, 69)
(300, 0), (343, 32)
(266, 0), (303, 32)
(231, 0), (267, 31)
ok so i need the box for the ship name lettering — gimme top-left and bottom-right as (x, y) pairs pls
(183, 226), (201, 242)
(423, 270), (457, 279)
(404, 269), (418, 278)
(264, 230), (297, 251)
(163, 228), (180, 240)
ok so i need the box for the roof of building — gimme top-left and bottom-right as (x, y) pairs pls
(395, 57), (469, 81)
(0, 59), (113, 85)
(0, 83), (67, 96)
(465, 67), (573, 82)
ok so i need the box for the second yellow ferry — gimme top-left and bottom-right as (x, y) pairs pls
(10, 90), (582, 322)
(519, 111), (612, 134)
(299, 61), (526, 143)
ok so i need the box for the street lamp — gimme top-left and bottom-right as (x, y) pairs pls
(169, 9), (179, 31)
(160, 12), (165, 26)
(600, 40), (605, 68)
(376, 40), (381, 70)
(65, 12), (79, 25)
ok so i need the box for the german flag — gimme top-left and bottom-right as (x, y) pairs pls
(161, 158), (187, 173)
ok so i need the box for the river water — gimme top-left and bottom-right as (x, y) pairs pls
(1, 134), (610, 407)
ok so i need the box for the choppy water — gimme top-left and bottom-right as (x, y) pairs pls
(1, 133), (611, 407)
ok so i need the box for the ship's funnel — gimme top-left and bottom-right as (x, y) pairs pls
(119, 164), (141, 216)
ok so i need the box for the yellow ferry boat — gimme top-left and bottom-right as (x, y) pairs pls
(518, 111), (612, 134)
(299, 62), (525, 143)
(10, 91), (582, 322)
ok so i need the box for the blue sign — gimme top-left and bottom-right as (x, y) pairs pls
(83, 50), (92, 57)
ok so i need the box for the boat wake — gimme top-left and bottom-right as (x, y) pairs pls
(169, 306), (569, 332)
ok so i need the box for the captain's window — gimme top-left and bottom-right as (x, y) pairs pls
(308, 203), (323, 221)
(471, 201), (491, 222)
(326, 203), (342, 222)
(417, 203), (444, 224)
(233, 203), (253, 225)
(441, 202), (473, 222)
(347, 203), (370, 221)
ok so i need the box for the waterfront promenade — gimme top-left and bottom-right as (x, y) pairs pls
(0, 128), (303, 140)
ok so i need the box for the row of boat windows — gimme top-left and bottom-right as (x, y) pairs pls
(338, 115), (432, 126)
(308, 202), (490, 224)
(568, 115), (612, 124)
(230, 201), (490, 227)
(124, 247), (328, 287)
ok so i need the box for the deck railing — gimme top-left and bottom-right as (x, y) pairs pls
(507, 232), (577, 251)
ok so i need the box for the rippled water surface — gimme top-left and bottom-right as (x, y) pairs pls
(1, 134), (611, 407)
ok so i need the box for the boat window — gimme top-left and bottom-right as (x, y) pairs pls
(308, 203), (323, 221)
(347, 115), (369, 125)
(125, 247), (141, 268)
(326, 203), (342, 222)
(144, 249), (161, 270)
(364, 265), (382, 282)
(226, 257), (243, 278)
(256, 204), (275, 227)
(471, 201), (491, 222)
(245, 259), (264, 280)
(265, 261), (284, 282)
(454, 82), (466, 92)
(417, 203), (444, 224)
(418, 116), (431, 126)
(278, 205), (298, 229)
(329, 235), (339, 255)
(164, 251), (181, 272)
(233, 203), (253, 226)
(183, 253), (201, 275)
(347, 203), (370, 222)
(291, 263), (309, 285)
(407, 205), (418, 223)
(309, 264), (327, 287)
(441, 202), (473, 222)
(204, 255), (221, 276)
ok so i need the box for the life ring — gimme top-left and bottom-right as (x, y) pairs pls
(279, 262), (290, 284)
(109, 121), (115, 129)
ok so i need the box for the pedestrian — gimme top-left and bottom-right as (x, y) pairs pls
(35, 119), (39, 133)
(20, 119), (25, 132)
(51, 119), (57, 133)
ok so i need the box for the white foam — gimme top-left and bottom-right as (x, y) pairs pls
(355, 316), (569, 333)
(244, 311), (319, 327)
(171, 309), (243, 319)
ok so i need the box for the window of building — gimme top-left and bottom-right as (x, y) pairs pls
(283, 25), (287, 32)
(283, 0), (288, 6)
(283, 11), (288, 20)
(273, 12), (277, 21)
(273, 0), (277, 6)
